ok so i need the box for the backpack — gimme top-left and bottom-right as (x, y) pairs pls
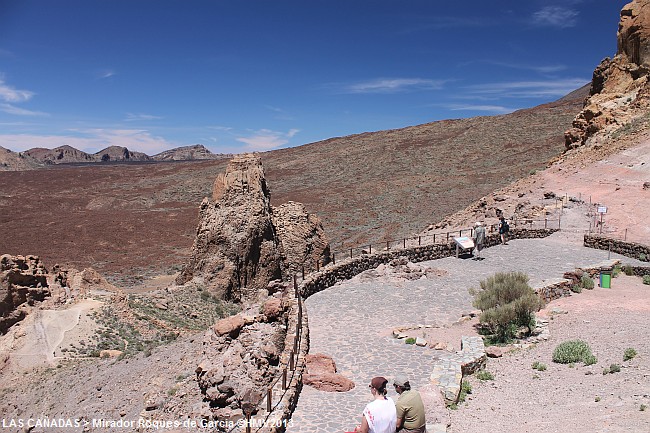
(501, 220), (510, 232)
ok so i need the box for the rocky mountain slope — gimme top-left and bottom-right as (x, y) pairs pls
(153, 144), (232, 161)
(0, 87), (587, 283)
(0, 146), (41, 170)
(424, 0), (650, 245)
(1, 144), (231, 169)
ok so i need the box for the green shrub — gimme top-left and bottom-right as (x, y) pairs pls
(624, 348), (637, 361)
(552, 340), (597, 365)
(471, 272), (544, 343)
(641, 404), (648, 411)
(532, 361), (547, 371)
(595, 396), (601, 402)
(623, 265), (634, 276)
(476, 370), (494, 381)
(608, 363), (621, 374)
(612, 265), (621, 278)
(643, 275), (650, 285)
(405, 337), (416, 345)
(639, 253), (647, 262)
(570, 285), (582, 293)
(580, 275), (595, 290)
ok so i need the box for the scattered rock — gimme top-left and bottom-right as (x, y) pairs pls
(485, 346), (505, 358)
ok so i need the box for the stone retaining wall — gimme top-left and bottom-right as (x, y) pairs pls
(584, 234), (650, 261)
(262, 228), (557, 430)
(302, 229), (557, 299)
(583, 234), (650, 276)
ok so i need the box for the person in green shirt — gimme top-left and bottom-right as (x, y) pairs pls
(393, 375), (426, 432)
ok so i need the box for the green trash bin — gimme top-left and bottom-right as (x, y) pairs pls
(600, 266), (612, 288)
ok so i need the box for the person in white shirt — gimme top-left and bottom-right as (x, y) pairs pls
(354, 376), (397, 433)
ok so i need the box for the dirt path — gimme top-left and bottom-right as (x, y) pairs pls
(1, 299), (102, 370)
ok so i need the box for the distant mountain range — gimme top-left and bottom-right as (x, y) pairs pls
(0, 144), (232, 170)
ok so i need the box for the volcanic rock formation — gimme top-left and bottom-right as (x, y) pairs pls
(272, 201), (331, 276)
(195, 294), (289, 423)
(565, 0), (650, 148)
(0, 255), (50, 334)
(177, 154), (330, 302)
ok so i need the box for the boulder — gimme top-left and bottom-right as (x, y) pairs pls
(485, 346), (505, 358)
(419, 383), (451, 427)
(302, 372), (355, 392)
(305, 353), (337, 374)
(213, 315), (245, 337)
(261, 297), (283, 321)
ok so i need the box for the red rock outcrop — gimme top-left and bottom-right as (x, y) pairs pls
(565, 0), (650, 149)
(0, 254), (50, 334)
(177, 154), (330, 302)
(303, 353), (355, 392)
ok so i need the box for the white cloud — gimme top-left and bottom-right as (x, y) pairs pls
(466, 78), (589, 98)
(532, 6), (579, 28)
(448, 104), (515, 114)
(236, 128), (300, 152)
(97, 69), (116, 79)
(0, 129), (178, 154)
(344, 78), (446, 94)
(207, 125), (234, 133)
(0, 103), (48, 116)
(0, 78), (35, 103)
(124, 113), (163, 122)
(483, 61), (568, 75)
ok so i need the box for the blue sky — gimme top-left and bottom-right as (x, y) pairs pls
(0, 0), (625, 154)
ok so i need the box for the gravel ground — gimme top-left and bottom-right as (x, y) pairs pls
(449, 274), (650, 433)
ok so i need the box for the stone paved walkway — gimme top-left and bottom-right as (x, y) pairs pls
(287, 231), (645, 433)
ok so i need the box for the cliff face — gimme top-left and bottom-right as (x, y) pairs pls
(177, 154), (330, 302)
(565, 0), (650, 148)
(0, 255), (50, 334)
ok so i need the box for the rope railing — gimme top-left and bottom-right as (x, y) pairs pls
(323, 215), (563, 265)
(231, 275), (305, 433)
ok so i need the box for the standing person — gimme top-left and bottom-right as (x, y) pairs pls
(393, 376), (427, 433)
(472, 222), (486, 260)
(498, 216), (510, 245)
(354, 377), (397, 433)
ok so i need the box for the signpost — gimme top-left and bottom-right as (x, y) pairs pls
(454, 236), (475, 258)
(597, 206), (607, 234)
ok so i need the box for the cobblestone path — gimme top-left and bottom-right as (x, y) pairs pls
(287, 233), (643, 433)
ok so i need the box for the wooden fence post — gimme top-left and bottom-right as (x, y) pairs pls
(282, 368), (287, 390)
